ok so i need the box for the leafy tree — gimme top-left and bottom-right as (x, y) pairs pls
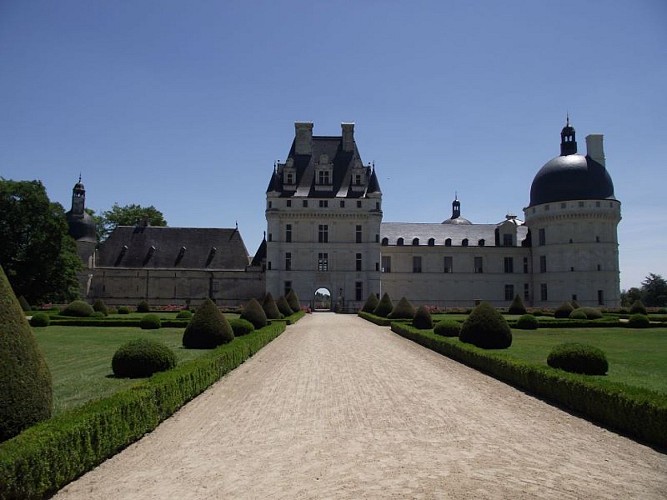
(85, 208), (105, 244)
(620, 287), (642, 307)
(0, 179), (81, 304)
(640, 273), (667, 307)
(100, 203), (167, 240)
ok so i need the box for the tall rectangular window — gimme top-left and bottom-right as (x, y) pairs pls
(503, 234), (513, 247)
(355, 281), (363, 301)
(318, 170), (330, 185)
(540, 283), (548, 301)
(523, 257), (528, 273)
(318, 253), (328, 271)
(357, 200), (362, 208)
(319, 200), (328, 208)
(538, 228), (546, 246)
(523, 283), (529, 300)
(318, 224), (328, 243)
(356, 253), (362, 271)
(504, 257), (514, 273)
(444, 256), (453, 273)
(284, 281), (292, 297)
(474, 256), (483, 273)
(381, 255), (391, 273)
(285, 224), (292, 243)
(598, 290), (604, 305)
(356, 225), (362, 243)
(303, 200), (308, 208)
(504, 284), (514, 301)
(340, 200), (345, 208)
(286, 199), (291, 207)
(540, 255), (547, 273)
(285, 252), (291, 271)
(413, 256), (422, 273)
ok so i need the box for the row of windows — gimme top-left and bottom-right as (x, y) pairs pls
(538, 228), (603, 246)
(275, 252), (375, 273)
(381, 236), (512, 247)
(273, 224), (377, 244)
(268, 199), (381, 209)
(530, 201), (615, 214)
(381, 256), (530, 274)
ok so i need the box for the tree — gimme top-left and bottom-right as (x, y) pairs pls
(620, 287), (642, 307)
(641, 273), (667, 307)
(100, 203), (167, 240)
(85, 208), (105, 244)
(0, 179), (81, 304)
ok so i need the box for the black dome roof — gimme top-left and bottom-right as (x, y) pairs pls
(442, 216), (472, 225)
(66, 211), (97, 243)
(529, 154), (615, 207)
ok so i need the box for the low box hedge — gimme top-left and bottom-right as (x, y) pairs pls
(0, 322), (286, 499)
(284, 310), (306, 324)
(358, 311), (411, 326)
(49, 318), (191, 328)
(390, 322), (667, 449)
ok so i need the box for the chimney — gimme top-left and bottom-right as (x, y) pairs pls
(294, 122), (313, 155)
(586, 134), (605, 167)
(341, 122), (355, 152)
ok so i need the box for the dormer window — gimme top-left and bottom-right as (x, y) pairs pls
(314, 154), (333, 191)
(282, 158), (296, 190)
(318, 170), (331, 185)
(412, 238), (419, 246)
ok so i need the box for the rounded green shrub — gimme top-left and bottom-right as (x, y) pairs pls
(229, 318), (255, 336)
(29, 312), (50, 327)
(262, 293), (282, 320)
(0, 265), (53, 441)
(627, 314), (650, 328)
(580, 307), (603, 320)
(508, 294), (527, 315)
(554, 301), (574, 319)
(60, 300), (94, 317)
(459, 302), (512, 349)
(92, 299), (108, 316)
(569, 309), (587, 320)
(433, 320), (461, 337)
(516, 314), (538, 330)
(412, 305), (433, 329)
(276, 295), (294, 317)
(176, 310), (193, 320)
(241, 298), (268, 329)
(118, 306), (130, 314)
(286, 289), (301, 313)
(547, 343), (608, 375)
(630, 300), (647, 316)
(372, 293), (393, 318)
(112, 338), (176, 378)
(361, 293), (379, 313)
(91, 311), (106, 319)
(140, 314), (161, 330)
(18, 295), (31, 312)
(182, 298), (234, 349)
(137, 300), (150, 313)
(389, 297), (416, 319)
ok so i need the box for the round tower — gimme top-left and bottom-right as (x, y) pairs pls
(524, 119), (621, 308)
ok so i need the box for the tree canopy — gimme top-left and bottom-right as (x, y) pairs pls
(641, 273), (667, 307)
(100, 203), (167, 240)
(0, 179), (81, 304)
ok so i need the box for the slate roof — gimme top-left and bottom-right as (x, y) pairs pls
(381, 222), (529, 247)
(97, 226), (251, 269)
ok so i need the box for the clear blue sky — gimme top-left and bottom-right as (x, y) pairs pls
(1, 1), (665, 291)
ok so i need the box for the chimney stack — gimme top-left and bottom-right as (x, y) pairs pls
(586, 134), (605, 167)
(341, 122), (355, 152)
(294, 122), (313, 155)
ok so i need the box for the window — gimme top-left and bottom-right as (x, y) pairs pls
(444, 256), (453, 273)
(504, 257), (514, 273)
(355, 281), (363, 301)
(285, 252), (291, 271)
(397, 238), (404, 246)
(596, 201), (601, 207)
(267, 261), (271, 270)
(412, 238), (419, 246)
(538, 228), (546, 246)
(357, 200), (362, 208)
(375, 234), (379, 243)
(284, 281), (292, 297)
(540, 283), (548, 301)
(356, 225), (362, 243)
(579, 201), (584, 208)
(381, 255), (391, 273)
(286, 200), (291, 207)
(285, 224), (292, 243)
(376, 202), (380, 210)
(268, 233), (272, 242)
(503, 234), (513, 247)
(340, 200), (345, 208)
(523, 257), (528, 273)
(381, 237), (388, 246)
(474, 256), (483, 273)
(318, 253), (329, 271)
(412, 256), (422, 273)
(523, 283), (529, 300)
(355, 174), (362, 185)
(462, 239), (469, 247)
(598, 290), (604, 305)
(561, 202), (566, 209)
(572, 294), (577, 301)
(428, 238), (435, 246)
(597, 264), (601, 271)
(595, 236), (600, 243)
(319, 200), (328, 208)
(318, 170), (331, 185)
(302, 200), (308, 208)
(445, 238), (452, 247)
(375, 262), (379, 271)
(540, 255), (547, 273)
(318, 224), (328, 243)
(356, 253), (362, 271)
(268, 201), (272, 209)
(505, 284), (514, 301)
(286, 173), (294, 184)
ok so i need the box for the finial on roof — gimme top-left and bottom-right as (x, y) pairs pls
(235, 221), (238, 229)
(455, 191), (458, 201)
(78, 173), (82, 183)
(566, 112), (569, 127)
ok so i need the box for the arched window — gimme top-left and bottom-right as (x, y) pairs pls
(445, 238), (451, 247)
(381, 237), (388, 246)
(412, 238), (419, 246)
(462, 238), (468, 247)
(428, 238), (435, 246)
(397, 238), (404, 246)
(478, 239), (485, 246)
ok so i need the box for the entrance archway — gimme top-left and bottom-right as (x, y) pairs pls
(313, 287), (332, 311)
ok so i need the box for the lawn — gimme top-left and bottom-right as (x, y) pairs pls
(33, 326), (212, 415)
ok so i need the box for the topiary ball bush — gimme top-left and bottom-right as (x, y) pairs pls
(286, 289), (301, 313)
(276, 295), (294, 317)
(373, 293), (393, 318)
(569, 309), (588, 320)
(241, 298), (268, 329)
(176, 310), (192, 320)
(516, 314), (539, 330)
(554, 301), (574, 319)
(547, 343), (608, 375)
(508, 294), (527, 315)
(92, 299), (108, 316)
(581, 307), (603, 320)
(112, 339), (176, 378)
(412, 305), (433, 329)
(118, 306), (130, 315)
(183, 298), (234, 349)
(140, 313), (161, 330)
(362, 293), (379, 313)
(137, 300), (150, 313)
(61, 300), (94, 317)
(627, 314), (650, 328)
(434, 319), (461, 337)
(30, 312), (50, 327)
(459, 302), (512, 349)
(389, 297), (416, 319)
(262, 293), (282, 319)
(91, 311), (106, 319)
(629, 300), (647, 316)
(229, 318), (255, 336)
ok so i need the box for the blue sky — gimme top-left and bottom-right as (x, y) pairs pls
(1, 1), (665, 291)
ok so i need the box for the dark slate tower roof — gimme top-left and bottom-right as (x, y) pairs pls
(65, 176), (97, 243)
(529, 119), (615, 207)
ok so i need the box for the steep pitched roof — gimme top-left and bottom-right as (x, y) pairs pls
(381, 222), (529, 247)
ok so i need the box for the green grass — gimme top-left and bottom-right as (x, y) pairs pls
(33, 326), (212, 415)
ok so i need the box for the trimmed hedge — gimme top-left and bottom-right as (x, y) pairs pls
(229, 318), (255, 336)
(261, 293), (282, 320)
(388, 297), (416, 319)
(580, 307), (603, 320)
(18, 296), (31, 312)
(276, 295), (293, 317)
(182, 298), (234, 349)
(139, 314), (161, 330)
(49, 318), (190, 328)
(117, 306), (130, 315)
(241, 298), (268, 329)
(0, 322), (286, 499)
(358, 311), (399, 326)
(547, 343), (608, 375)
(508, 294), (527, 315)
(286, 289), (300, 313)
(412, 305), (433, 330)
(515, 314), (539, 330)
(112, 339), (176, 378)
(372, 293), (393, 318)
(433, 319), (460, 337)
(630, 300), (647, 315)
(554, 301), (574, 319)
(627, 314), (650, 328)
(92, 299), (108, 316)
(569, 309), (588, 320)
(361, 293), (379, 313)
(284, 310), (306, 325)
(459, 302), (512, 349)
(136, 300), (150, 313)
(60, 301), (94, 318)
(390, 322), (667, 449)
(29, 313), (50, 328)
(176, 310), (192, 320)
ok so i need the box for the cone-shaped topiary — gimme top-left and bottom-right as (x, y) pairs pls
(182, 298), (234, 349)
(516, 314), (539, 330)
(61, 300), (94, 317)
(630, 300), (647, 316)
(434, 319), (461, 337)
(0, 265), (53, 441)
(554, 301), (574, 319)
(137, 300), (150, 313)
(18, 295), (31, 312)
(93, 299), (108, 316)
(262, 293), (282, 319)
(508, 294), (527, 315)
(241, 298), (268, 329)
(547, 343), (608, 375)
(412, 305), (433, 329)
(459, 301), (512, 349)
(286, 289), (301, 313)
(627, 313), (650, 328)
(373, 293), (393, 318)
(276, 295), (293, 317)
(229, 318), (255, 336)
(139, 314), (161, 330)
(112, 338), (176, 378)
(361, 293), (379, 313)
(389, 296), (416, 319)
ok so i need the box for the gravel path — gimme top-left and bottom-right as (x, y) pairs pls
(55, 313), (667, 499)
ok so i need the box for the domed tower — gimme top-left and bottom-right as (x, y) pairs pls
(65, 176), (97, 269)
(442, 194), (472, 225)
(524, 119), (621, 307)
